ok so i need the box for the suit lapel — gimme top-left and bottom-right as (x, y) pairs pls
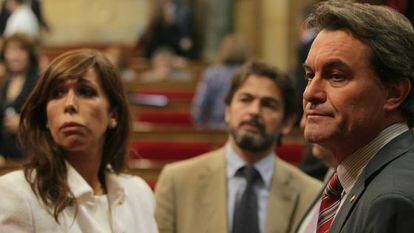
(196, 149), (228, 233)
(265, 158), (299, 233)
(330, 130), (414, 233)
(329, 182), (364, 233)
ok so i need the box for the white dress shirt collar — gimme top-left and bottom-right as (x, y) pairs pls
(225, 143), (275, 189)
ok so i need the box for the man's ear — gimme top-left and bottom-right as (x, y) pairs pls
(281, 114), (297, 135)
(384, 78), (411, 112)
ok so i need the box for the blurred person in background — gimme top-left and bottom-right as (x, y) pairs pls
(191, 34), (249, 129)
(0, 0), (50, 36)
(295, 147), (336, 233)
(296, 115), (337, 233)
(291, 4), (317, 126)
(139, 46), (192, 83)
(137, 0), (194, 59)
(0, 33), (38, 161)
(2, 0), (39, 40)
(103, 46), (137, 83)
(298, 115), (330, 181)
(0, 49), (158, 232)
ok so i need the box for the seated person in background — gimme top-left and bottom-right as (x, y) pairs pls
(3, 0), (39, 40)
(155, 61), (321, 233)
(0, 0), (50, 36)
(295, 144), (336, 233)
(137, 0), (194, 59)
(0, 33), (38, 160)
(192, 34), (249, 129)
(296, 115), (337, 233)
(291, 4), (317, 125)
(139, 46), (192, 82)
(0, 49), (158, 233)
(103, 46), (137, 83)
(298, 115), (329, 181)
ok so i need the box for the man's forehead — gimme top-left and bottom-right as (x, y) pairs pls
(235, 75), (282, 100)
(305, 29), (370, 69)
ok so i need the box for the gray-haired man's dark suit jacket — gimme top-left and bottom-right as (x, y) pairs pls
(330, 129), (414, 233)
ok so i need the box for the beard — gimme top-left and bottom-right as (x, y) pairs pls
(229, 118), (278, 153)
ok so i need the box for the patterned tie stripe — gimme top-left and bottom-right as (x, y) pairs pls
(317, 173), (343, 233)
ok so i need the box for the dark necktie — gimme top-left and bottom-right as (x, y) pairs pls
(317, 173), (343, 233)
(233, 166), (261, 233)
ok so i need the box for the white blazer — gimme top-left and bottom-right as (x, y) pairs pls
(0, 164), (158, 233)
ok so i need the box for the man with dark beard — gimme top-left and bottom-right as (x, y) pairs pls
(155, 61), (321, 233)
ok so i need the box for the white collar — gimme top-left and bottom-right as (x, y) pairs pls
(66, 161), (125, 205)
(225, 143), (275, 188)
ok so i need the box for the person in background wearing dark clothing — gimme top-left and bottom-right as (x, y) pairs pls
(0, 33), (38, 160)
(360, 0), (414, 24)
(137, 0), (193, 59)
(292, 4), (317, 125)
(298, 117), (329, 181)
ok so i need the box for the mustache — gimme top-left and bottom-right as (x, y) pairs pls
(239, 118), (265, 132)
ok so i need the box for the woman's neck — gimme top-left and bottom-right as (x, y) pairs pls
(65, 150), (106, 195)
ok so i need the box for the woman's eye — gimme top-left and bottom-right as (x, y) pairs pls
(50, 88), (65, 99)
(77, 87), (96, 97)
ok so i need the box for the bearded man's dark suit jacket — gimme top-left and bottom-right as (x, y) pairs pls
(330, 129), (414, 233)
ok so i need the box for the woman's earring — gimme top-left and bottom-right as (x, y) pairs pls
(110, 119), (118, 129)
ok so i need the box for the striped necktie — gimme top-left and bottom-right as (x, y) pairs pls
(317, 173), (343, 233)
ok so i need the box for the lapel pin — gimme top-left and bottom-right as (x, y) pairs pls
(349, 194), (356, 203)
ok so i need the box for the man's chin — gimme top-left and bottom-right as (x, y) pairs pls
(304, 130), (328, 144)
(236, 134), (275, 152)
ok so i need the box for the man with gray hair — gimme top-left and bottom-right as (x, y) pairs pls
(302, 1), (414, 233)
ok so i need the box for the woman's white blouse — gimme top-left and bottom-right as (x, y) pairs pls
(0, 164), (159, 233)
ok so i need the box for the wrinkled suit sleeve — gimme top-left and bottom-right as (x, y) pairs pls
(155, 165), (177, 233)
